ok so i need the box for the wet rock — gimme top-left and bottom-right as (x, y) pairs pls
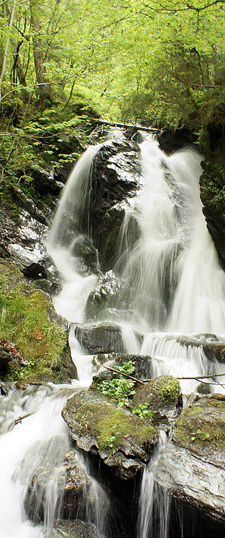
(199, 159), (225, 271)
(154, 441), (225, 538)
(132, 375), (182, 428)
(25, 444), (92, 523)
(50, 520), (102, 538)
(174, 393), (225, 468)
(25, 167), (63, 196)
(92, 353), (152, 384)
(0, 346), (12, 373)
(11, 186), (49, 225)
(74, 322), (125, 354)
(85, 270), (129, 321)
(157, 128), (198, 155)
(175, 333), (225, 363)
(70, 236), (99, 275)
(22, 262), (47, 280)
(62, 389), (157, 480)
(90, 138), (141, 269)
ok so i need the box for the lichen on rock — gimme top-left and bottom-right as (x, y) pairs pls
(62, 389), (157, 480)
(174, 394), (225, 468)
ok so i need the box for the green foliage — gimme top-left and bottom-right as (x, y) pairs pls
(130, 403), (153, 419)
(96, 360), (152, 419)
(0, 0), (225, 211)
(156, 376), (181, 403)
(96, 365), (135, 406)
(0, 260), (68, 382)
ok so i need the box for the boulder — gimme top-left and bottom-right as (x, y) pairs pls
(25, 448), (94, 523)
(74, 322), (125, 355)
(92, 353), (152, 384)
(174, 393), (225, 467)
(62, 389), (158, 480)
(85, 270), (130, 321)
(154, 442), (225, 538)
(50, 520), (102, 538)
(151, 393), (225, 538)
(132, 375), (182, 428)
(89, 137), (140, 269)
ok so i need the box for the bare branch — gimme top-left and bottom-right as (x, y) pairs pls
(103, 365), (145, 385)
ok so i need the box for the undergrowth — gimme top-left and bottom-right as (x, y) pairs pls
(0, 261), (68, 382)
(96, 360), (152, 419)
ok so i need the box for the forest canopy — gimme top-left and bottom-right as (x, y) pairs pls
(0, 0), (225, 185)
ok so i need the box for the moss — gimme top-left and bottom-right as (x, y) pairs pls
(74, 400), (156, 451)
(0, 260), (70, 382)
(175, 397), (225, 454)
(152, 375), (181, 403)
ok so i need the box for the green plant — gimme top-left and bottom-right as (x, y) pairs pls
(130, 403), (153, 420)
(96, 360), (135, 407)
(97, 361), (153, 420)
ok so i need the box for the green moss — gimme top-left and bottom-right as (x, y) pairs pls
(153, 375), (181, 403)
(74, 401), (156, 452)
(175, 398), (225, 452)
(0, 260), (68, 382)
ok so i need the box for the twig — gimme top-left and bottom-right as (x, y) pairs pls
(93, 119), (162, 132)
(176, 373), (225, 380)
(6, 411), (35, 432)
(103, 365), (145, 385)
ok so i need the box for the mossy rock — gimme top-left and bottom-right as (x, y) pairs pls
(0, 260), (76, 383)
(174, 394), (225, 468)
(62, 389), (157, 480)
(51, 520), (102, 538)
(132, 375), (181, 427)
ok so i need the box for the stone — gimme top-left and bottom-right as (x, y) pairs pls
(132, 375), (182, 428)
(91, 353), (152, 385)
(74, 322), (125, 354)
(89, 137), (141, 269)
(62, 389), (157, 480)
(154, 441), (225, 538)
(50, 520), (102, 538)
(174, 393), (225, 468)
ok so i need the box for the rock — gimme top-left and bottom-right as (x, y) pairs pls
(174, 393), (225, 468)
(157, 128), (198, 155)
(132, 375), (182, 428)
(85, 270), (130, 321)
(11, 186), (49, 225)
(154, 441), (225, 538)
(25, 167), (63, 196)
(50, 520), (102, 538)
(0, 346), (12, 372)
(200, 159), (225, 271)
(74, 322), (125, 354)
(25, 448), (93, 523)
(89, 137), (140, 269)
(22, 262), (48, 280)
(70, 235), (99, 275)
(62, 389), (157, 480)
(92, 353), (152, 384)
(0, 260), (75, 383)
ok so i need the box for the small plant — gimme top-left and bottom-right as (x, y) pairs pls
(97, 360), (135, 406)
(191, 429), (210, 443)
(130, 403), (152, 420)
(97, 361), (152, 420)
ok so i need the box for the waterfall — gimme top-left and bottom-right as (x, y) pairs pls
(2, 131), (225, 537)
(137, 431), (169, 538)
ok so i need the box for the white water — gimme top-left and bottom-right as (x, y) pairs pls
(137, 431), (169, 538)
(2, 133), (225, 537)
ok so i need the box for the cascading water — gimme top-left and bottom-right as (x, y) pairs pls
(2, 131), (225, 538)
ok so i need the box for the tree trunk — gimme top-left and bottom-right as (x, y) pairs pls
(0, 0), (17, 101)
(30, 0), (52, 102)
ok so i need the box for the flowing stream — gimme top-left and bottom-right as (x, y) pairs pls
(1, 132), (225, 537)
